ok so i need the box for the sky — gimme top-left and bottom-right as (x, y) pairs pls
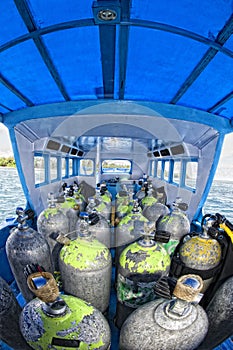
(0, 123), (232, 180)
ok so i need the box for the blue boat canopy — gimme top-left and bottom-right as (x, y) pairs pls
(0, 0), (233, 130)
(1, 1), (233, 222)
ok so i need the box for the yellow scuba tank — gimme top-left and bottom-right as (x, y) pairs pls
(170, 214), (222, 292)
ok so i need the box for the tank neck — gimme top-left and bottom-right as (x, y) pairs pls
(47, 192), (58, 208)
(78, 212), (92, 238)
(42, 298), (68, 317)
(138, 221), (156, 247)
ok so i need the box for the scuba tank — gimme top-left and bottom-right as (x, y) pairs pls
(60, 185), (80, 233)
(91, 185), (111, 222)
(20, 267), (111, 350)
(115, 199), (148, 249)
(115, 188), (134, 225)
(6, 208), (53, 302)
(140, 183), (158, 209)
(37, 192), (70, 256)
(115, 199), (149, 276)
(197, 275), (233, 350)
(156, 197), (190, 255)
(135, 179), (148, 201)
(115, 221), (171, 328)
(73, 180), (87, 211)
(77, 197), (111, 247)
(142, 189), (170, 223)
(170, 214), (222, 292)
(119, 274), (208, 350)
(0, 276), (32, 350)
(59, 212), (112, 313)
(196, 213), (233, 349)
(99, 181), (112, 201)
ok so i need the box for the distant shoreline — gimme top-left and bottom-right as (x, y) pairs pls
(0, 156), (16, 167)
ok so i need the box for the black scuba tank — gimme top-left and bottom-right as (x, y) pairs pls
(0, 276), (32, 350)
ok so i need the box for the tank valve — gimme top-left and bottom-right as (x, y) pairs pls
(16, 207), (34, 230)
(167, 274), (203, 317)
(24, 264), (67, 317)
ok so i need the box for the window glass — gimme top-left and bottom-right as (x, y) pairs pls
(102, 137), (132, 152)
(157, 161), (162, 178)
(62, 158), (66, 178)
(185, 161), (198, 189)
(150, 160), (155, 176)
(34, 155), (45, 185)
(164, 161), (170, 181)
(79, 159), (94, 175)
(69, 159), (73, 176)
(173, 161), (181, 184)
(50, 156), (58, 181)
(101, 159), (131, 173)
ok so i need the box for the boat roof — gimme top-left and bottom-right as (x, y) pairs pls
(0, 0), (233, 135)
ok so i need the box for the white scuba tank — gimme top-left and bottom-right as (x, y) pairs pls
(119, 275), (209, 350)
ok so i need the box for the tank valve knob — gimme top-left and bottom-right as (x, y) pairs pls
(15, 207), (35, 229)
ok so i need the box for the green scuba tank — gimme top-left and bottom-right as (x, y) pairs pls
(37, 192), (69, 256)
(92, 185), (112, 222)
(119, 275), (208, 350)
(115, 199), (147, 248)
(115, 185), (132, 224)
(73, 180), (87, 211)
(156, 197), (190, 254)
(142, 189), (170, 223)
(170, 214), (222, 292)
(140, 183), (158, 208)
(99, 181), (112, 201)
(59, 212), (112, 313)
(115, 221), (171, 328)
(20, 269), (111, 350)
(60, 187), (80, 234)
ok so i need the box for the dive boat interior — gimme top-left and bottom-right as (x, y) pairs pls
(0, 1), (233, 349)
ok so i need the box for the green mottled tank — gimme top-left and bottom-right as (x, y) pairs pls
(20, 294), (111, 350)
(115, 222), (171, 328)
(59, 212), (112, 313)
